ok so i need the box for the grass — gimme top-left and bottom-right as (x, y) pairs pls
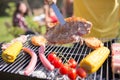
(0, 16), (14, 42)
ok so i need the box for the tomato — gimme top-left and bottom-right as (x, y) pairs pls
(47, 52), (57, 63)
(59, 63), (69, 75)
(68, 68), (77, 80)
(53, 57), (63, 68)
(68, 58), (77, 68)
(76, 67), (87, 78)
(47, 52), (63, 68)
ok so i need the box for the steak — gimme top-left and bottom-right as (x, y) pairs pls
(45, 17), (92, 44)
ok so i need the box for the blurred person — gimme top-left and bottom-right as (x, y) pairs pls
(44, 0), (58, 25)
(63, 0), (73, 17)
(44, 0), (63, 24)
(74, 0), (120, 41)
(12, 1), (35, 35)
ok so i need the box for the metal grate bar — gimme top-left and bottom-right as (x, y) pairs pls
(0, 62), (9, 71)
(0, 36), (120, 80)
(4, 43), (38, 73)
(33, 45), (50, 71)
(31, 45), (56, 75)
(46, 45), (70, 78)
(1, 44), (35, 72)
(100, 64), (103, 80)
(74, 44), (83, 63)
(33, 45), (62, 78)
(106, 42), (109, 80)
(15, 45), (39, 73)
(3, 53), (28, 72)
(46, 44), (77, 79)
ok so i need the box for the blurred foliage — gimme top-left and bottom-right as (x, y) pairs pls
(5, 2), (16, 16)
(26, 16), (46, 34)
(2, 1), (46, 39)
(7, 26), (25, 37)
(26, 16), (39, 29)
(0, 0), (44, 16)
(4, 2), (25, 38)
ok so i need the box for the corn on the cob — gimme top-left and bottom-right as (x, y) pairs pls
(80, 47), (110, 74)
(2, 42), (23, 63)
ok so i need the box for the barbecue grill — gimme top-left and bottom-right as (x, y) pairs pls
(0, 36), (120, 80)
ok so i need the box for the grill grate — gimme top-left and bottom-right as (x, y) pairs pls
(0, 36), (120, 80)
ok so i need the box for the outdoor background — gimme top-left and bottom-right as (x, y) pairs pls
(0, 0), (47, 42)
(0, 0), (120, 42)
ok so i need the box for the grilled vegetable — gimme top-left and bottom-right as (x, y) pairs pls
(80, 47), (110, 74)
(2, 42), (23, 63)
(68, 68), (77, 80)
(47, 52), (57, 63)
(47, 52), (63, 68)
(22, 47), (37, 76)
(52, 57), (63, 68)
(76, 67), (87, 78)
(59, 63), (70, 75)
(68, 58), (77, 68)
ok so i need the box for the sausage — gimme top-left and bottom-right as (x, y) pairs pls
(39, 45), (45, 54)
(22, 47), (37, 76)
(39, 53), (55, 71)
(39, 45), (54, 71)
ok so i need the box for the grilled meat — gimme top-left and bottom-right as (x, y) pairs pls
(111, 43), (120, 74)
(84, 37), (103, 49)
(45, 17), (92, 44)
(22, 47), (37, 76)
(31, 36), (47, 46)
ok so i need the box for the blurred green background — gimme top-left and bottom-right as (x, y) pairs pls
(0, 16), (46, 42)
(0, 0), (46, 42)
(0, 0), (64, 42)
(0, 17), (14, 42)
